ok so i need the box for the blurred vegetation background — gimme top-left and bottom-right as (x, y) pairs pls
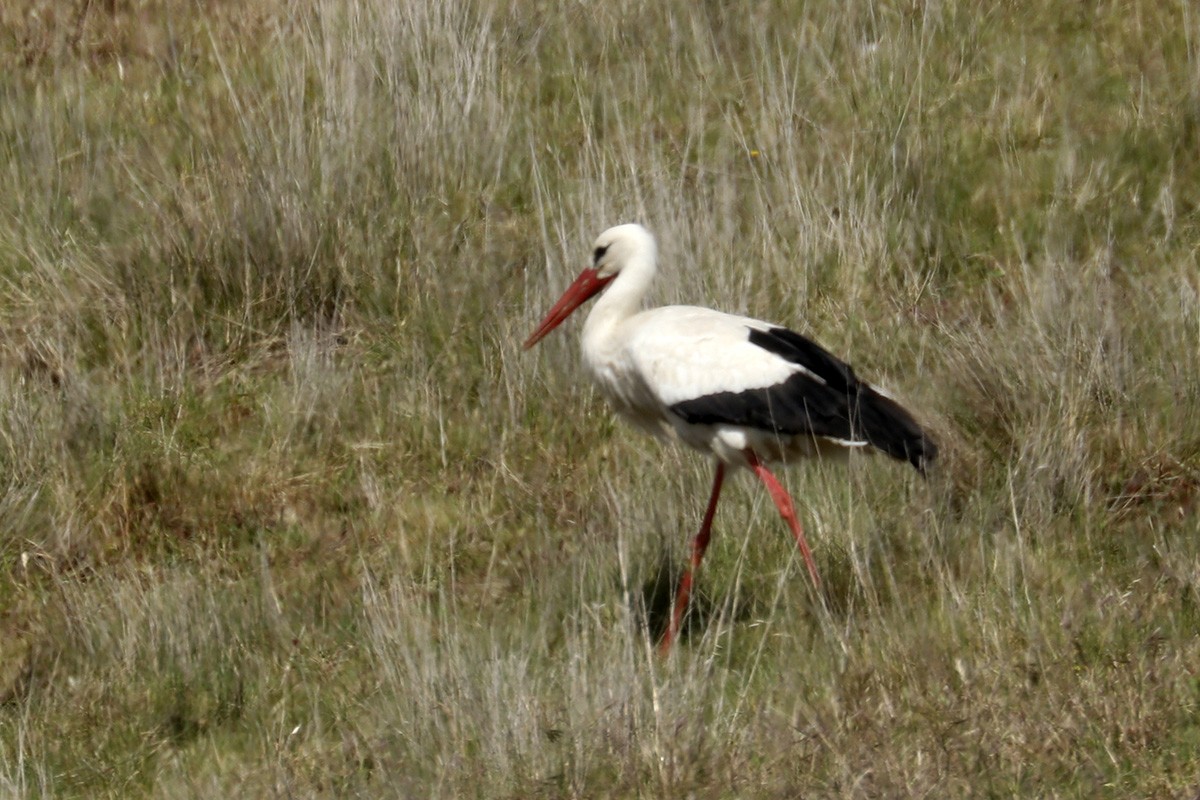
(1, 0), (1198, 796)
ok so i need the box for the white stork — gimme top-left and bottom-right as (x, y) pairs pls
(524, 223), (936, 652)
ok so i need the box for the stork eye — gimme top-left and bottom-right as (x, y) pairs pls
(593, 245), (608, 264)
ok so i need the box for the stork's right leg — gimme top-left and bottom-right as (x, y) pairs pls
(661, 462), (725, 655)
(745, 451), (823, 590)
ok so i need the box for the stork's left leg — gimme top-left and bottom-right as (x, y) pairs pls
(660, 462), (726, 655)
(745, 451), (822, 590)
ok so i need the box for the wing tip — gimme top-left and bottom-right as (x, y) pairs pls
(907, 434), (939, 477)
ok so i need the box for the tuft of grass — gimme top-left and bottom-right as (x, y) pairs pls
(1, 0), (1199, 796)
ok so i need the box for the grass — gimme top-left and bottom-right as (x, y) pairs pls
(1, 0), (1199, 796)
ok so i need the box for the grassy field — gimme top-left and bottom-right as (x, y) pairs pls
(2, 0), (1199, 796)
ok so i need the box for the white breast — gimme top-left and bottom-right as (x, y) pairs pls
(582, 305), (810, 454)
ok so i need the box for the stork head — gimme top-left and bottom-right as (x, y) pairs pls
(589, 223), (657, 280)
(523, 224), (657, 349)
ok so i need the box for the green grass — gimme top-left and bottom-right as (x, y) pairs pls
(2, 0), (1200, 796)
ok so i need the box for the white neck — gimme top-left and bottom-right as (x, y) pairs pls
(581, 249), (657, 354)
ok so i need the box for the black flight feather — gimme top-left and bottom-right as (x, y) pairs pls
(668, 326), (937, 473)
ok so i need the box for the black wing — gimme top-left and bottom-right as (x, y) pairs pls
(668, 326), (937, 473)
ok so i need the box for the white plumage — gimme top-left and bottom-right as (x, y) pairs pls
(525, 223), (936, 652)
(592, 305), (845, 463)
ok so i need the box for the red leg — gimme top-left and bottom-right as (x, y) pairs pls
(745, 451), (822, 590)
(660, 463), (725, 655)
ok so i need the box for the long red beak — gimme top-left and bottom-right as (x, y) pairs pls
(523, 268), (614, 349)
